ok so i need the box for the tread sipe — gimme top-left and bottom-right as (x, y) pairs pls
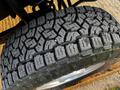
(1, 6), (120, 90)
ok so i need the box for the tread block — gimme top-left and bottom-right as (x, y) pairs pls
(66, 32), (80, 41)
(56, 36), (64, 44)
(56, 29), (66, 43)
(35, 37), (45, 52)
(7, 73), (13, 85)
(9, 57), (13, 66)
(76, 17), (83, 25)
(3, 68), (8, 78)
(9, 34), (15, 44)
(8, 45), (13, 52)
(96, 15), (103, 21)
(86, 18), (100, 26)
(29, 19), (36, 28)
(7, 63), (12, 71)
(12, 59), (19, 70)
(104, 12), (111, 18)
(63, 22), (80, 31)
(15, 28), (22, 38)
(19, 55), (25, 62)
(7, 52), (12, 61)
(18, 65), (26, 78)
(102, 20), (109, 26)
(35, 28), (42, 40)
(79, 37), (91, 51)
(25, 39), (37, 48)
(46, 12), (54, 20)
(44, 52), (56, 65)
(94, 7), (103, 12)
(59, 28), (66, 36)
(117, 23), (120, 30)
(37, 16), (45, 25)
(111, 33), (120, 44)
(64, 14), (76, 22)
(79, 37), (92, 56)
(11, 49), (20, 58)
(96, 11), (103, 17)
(43, 30), (57, 39)
(36, 26), (44, 33)
(44, 40), (56, 50)
(26, 28), (35, 38)
(101, 33), (112, 49)
(101, 25), (109, 32)
(66, 7), (76, 13)
(34, 55), (45, 70)
(35, 44), (43, 53)
(105, 18), (115, 25)
(55, 46), (66, 60)
(4, 79), (9, 89)
(79, 28), (88, 35)
(66, 44), (79, 56)
(22, 24), (28, 34)
(54, 19), (64, 32)
(35, 45), (43, 53)
(3, 81), (6, 90)
(4, 48), (8, 57)
(90, 26), (102, 35)
(83, 22), (89, 29)
(12, 71), (19, 82)
(26, 49), (36, 60)
(78, 14), (86, 19)
(76, 7), (86, 13)
(110, 24), (118, 32)
(79, 22), (89, 35)
(21, 46), (27, 55)
(26, 62), (35, 75)
(85, 11), (96, 18)
(91, 36), (103, 49)
(44, 20), (54, 29)
(19, 35), (26, 49)
(3, 58), (9, 66)
(13, 38), (20, 48)
(55, 10), (65, 18)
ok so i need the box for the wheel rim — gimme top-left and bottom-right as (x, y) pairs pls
(36, 62), (105, 90)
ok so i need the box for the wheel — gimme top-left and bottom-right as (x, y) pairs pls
(1, 6), (120, 90)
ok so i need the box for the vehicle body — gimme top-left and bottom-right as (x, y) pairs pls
(0, 0), (97, 22)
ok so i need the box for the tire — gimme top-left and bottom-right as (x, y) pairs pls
(1, 6), (120, 90)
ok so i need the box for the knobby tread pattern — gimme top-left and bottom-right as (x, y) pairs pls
(1, 6), (120, 90)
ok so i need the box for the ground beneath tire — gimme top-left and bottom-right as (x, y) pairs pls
(64, 59), (120, 90)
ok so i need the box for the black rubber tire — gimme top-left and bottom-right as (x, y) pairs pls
(1, 6), (120, 90)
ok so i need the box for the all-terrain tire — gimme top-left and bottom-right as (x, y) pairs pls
(1, 6), (120, 90)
